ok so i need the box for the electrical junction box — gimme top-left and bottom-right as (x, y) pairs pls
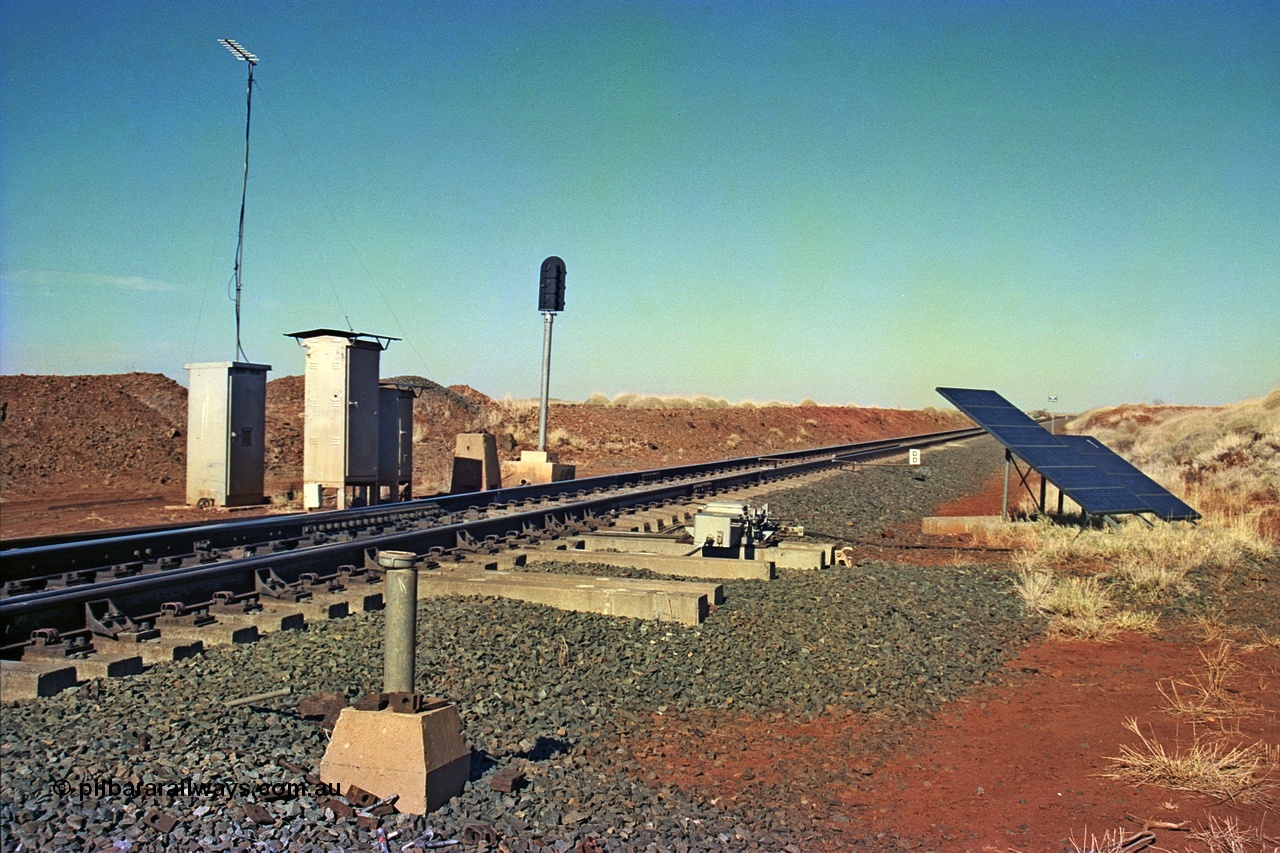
(694, 501), (748, 550)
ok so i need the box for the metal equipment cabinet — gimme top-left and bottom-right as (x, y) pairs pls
(287, 329), (396, 510)
(184, 361), (271, 508)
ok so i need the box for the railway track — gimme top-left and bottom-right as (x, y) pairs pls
(0, 426), (982, 652)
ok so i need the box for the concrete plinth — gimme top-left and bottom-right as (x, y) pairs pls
(501, 450), (575, 487)
(0, 660), (78, 701)
(759, 542), (830, 570)
(319, 703), (470, 815)
(451, 433), (501, 493)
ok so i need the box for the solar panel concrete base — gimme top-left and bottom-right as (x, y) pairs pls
(922, 516), (1028, 536)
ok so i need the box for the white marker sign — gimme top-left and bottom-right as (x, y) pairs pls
(909, 448), (921, 466)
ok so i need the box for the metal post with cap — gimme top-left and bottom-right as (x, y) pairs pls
(377, 549), (418, 694)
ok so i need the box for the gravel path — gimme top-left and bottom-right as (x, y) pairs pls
(0, 438), (1038, 852)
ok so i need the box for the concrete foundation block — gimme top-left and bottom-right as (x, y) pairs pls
(320, 702), (470, 815)
(451, 433), (501, 493)
(501, 450), (575, 487)
(0, 659), (79, 701)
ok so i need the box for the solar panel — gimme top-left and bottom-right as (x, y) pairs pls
(1060, 435), (1200, 521)
(936, 387), (1170, 518)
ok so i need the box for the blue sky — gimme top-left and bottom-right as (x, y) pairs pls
(2, 1), (1277, 411)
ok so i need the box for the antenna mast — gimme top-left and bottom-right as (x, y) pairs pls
(218, 38), (258, 362)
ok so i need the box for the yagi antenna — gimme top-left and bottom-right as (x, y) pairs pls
(218, 38), (257, 362)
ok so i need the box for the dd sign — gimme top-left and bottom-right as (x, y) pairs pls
(539, 256), (566, 313)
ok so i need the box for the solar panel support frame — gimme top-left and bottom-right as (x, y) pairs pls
(937, 386), (1199, 525)
(1001, 448), (1052, 522)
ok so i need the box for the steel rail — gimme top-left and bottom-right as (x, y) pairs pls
(0, 426), (983, 643)
(1, 427), (981, 586)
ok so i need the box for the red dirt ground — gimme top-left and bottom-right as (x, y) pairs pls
(624, 473), (1280, 852)
(628, 638), (1280, 852)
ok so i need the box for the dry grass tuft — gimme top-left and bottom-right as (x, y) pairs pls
(1249, 628), (1280, 650)
(1104, 718), (1275, 806)
(1014, 568), (1056, 612)
(1066, 825), (1145, 853)
(1188, 814), (1272, 853)
(1013, 570), (1160, 640)
(1158, 642), (1259, 723)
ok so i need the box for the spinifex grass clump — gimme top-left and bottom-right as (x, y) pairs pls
(1013, 567), (1157, 639)
(1158, 642), (1260, 724)
(1104, 717), (1275, 806)
(1188, 815), (1272, 853)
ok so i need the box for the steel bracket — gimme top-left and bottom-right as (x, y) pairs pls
(255, 567), (311, 601)
(85, 598), (158, 641)
(209, 590), (261, 615)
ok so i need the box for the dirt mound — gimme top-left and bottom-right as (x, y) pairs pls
(446, 383), (501, 411)
(1068, 402), (1208, 433)
(0, 373), (187, 499)
(0, 371), (971, 535)
(264, 375), (305, 488)
(541, 403), (968, 476)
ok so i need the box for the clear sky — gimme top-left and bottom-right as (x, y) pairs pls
(2, 1), (1277, 412)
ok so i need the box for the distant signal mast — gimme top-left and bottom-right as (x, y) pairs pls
(218, 38), (258, 362)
